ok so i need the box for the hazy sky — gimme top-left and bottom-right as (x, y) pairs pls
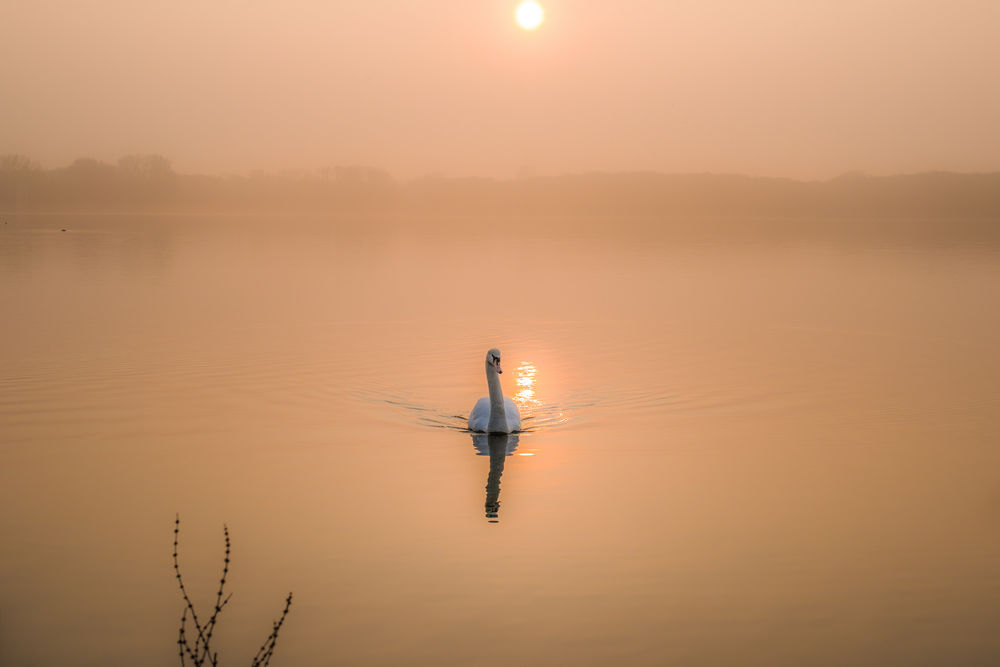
(2, 0), (998, 179)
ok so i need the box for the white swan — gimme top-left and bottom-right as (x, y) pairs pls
(468, 348), (522, 433)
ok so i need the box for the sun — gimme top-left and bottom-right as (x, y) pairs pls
(516, 1), (545, 31)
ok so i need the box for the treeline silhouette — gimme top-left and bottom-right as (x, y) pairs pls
(2, 154), (1000, 218)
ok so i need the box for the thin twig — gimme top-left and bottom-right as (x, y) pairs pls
(173, 516), (210, 658)
(251, 593), (293, 667)
(178, 607), (187, 667)
(198, 524), (232, 665)
(179, 607), (200, 665)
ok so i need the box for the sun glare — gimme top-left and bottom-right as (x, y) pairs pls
(516, 1), (545, 30)
(514, 362), (541, 409)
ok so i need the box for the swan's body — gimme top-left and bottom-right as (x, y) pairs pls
(469, 396), (521, 433)
(468, 348), (521, 433)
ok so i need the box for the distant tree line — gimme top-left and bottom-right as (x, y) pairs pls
(2, 154), (999, 218)
(0, 154), (396, 212)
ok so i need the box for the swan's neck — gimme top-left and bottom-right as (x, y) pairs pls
(486, 364), (507, 432)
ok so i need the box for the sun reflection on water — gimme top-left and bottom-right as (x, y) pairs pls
(513, 361), (542, 410)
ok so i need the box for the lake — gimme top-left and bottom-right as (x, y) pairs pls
(1, 213), (999, 666)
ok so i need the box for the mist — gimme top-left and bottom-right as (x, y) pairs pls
(4, 3), (1000, 667)
(3, 0), (999, 179)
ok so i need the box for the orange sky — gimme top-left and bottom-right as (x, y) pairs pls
(2, 0), (998, 179)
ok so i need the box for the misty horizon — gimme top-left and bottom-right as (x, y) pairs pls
(4, 153), (1000, 224)
(10, 150), (1000, 182)
(7, 152), (1000, 183)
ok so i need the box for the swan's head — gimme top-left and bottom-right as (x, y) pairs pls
(486, 348), (502, 374)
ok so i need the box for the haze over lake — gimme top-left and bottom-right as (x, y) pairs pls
(3, 0), (1000, 664)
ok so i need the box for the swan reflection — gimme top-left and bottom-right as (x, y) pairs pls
(471, 433), (519, 523)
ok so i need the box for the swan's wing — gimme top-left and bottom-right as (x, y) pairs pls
(504, 396), (522, 432)
(468, 397), (491, 432)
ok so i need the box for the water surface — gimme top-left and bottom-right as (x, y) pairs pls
(1, 214), (999, 666)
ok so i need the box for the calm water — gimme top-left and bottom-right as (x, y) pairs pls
(1, 214), (999, 666)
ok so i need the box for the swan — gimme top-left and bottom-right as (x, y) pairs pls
(468, 348), (522, 433)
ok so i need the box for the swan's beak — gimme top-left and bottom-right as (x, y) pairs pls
(496, 360), (503, 374)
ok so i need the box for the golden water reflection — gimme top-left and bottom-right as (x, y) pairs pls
(514, 361), (542, 410)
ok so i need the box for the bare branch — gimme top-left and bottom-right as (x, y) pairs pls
(173, 516), (293, 667)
